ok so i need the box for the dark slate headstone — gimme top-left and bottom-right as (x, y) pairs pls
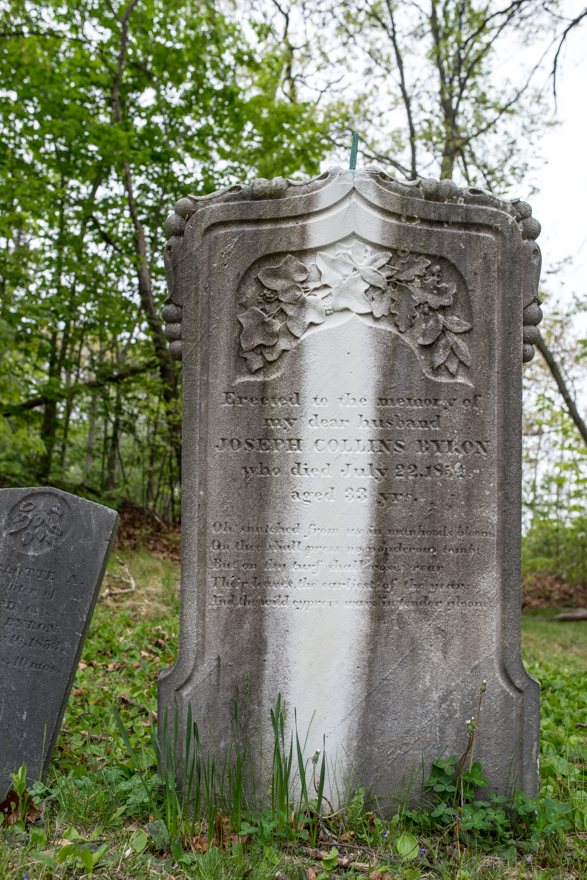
(159, 167), (543, 801)
(0, 487), (118, 793)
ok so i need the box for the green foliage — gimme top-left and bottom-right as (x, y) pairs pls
(523, 515), (587, 587)
(395, 831), (418, 859)
(522, 305), (587, 585)
(423, 757), (517, 849)
(3, 551), (587, 878)
(112, 689), (320, 857)
(0, 0), (330, 515)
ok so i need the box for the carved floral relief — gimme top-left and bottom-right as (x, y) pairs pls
(5, 491), (72, 554)
(237, 237), (472, 381)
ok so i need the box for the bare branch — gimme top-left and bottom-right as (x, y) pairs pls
(552, 6), (587, 103)
(2, 360), (158, 416)
(382, 0), (417, 178)
(536, 336), (587, 448)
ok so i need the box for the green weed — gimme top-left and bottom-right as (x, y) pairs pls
(2, 550), (587, 880)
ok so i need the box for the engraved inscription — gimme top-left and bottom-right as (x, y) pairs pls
(206, 368), (494, 625)
(0, 561), (70, 672)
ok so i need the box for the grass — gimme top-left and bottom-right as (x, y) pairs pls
(2, 548), (587, 878)
(522, 613), (587, 669)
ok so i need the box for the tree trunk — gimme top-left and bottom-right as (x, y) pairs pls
(110, 0), (181, 479)
(105, 386), (122, 491)
(37, 330), (59, 482)
(536, 336), (587, 447)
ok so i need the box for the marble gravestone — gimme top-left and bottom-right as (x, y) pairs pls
(159, 167), (543, 799)
(0, 488), (117, 794)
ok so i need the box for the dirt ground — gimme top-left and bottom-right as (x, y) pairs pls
(522, 572), (587, 610)
(114, 501), (181, 562)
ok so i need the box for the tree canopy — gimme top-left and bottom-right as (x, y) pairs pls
(0, 0), (330, 515)
(1, 0), (586, 568)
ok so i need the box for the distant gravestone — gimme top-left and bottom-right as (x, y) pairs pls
(0, 488), (117, 794)
(159, 167), (543, 798)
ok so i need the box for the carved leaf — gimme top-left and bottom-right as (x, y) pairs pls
(306, 263), (321, 285)
(275, 284), (303, 304)
(259, 255), (308, 290)
(259, 255), (308, 303)
(365, 252), (392, 269)
(316, 253), (344, 290)
(263, 344), (283, 363)
(8, 515), (30, 534)
(304, 262), (323, 291)
(242, 349), (266, 372)
(445, 351), (460, 375)
(412, 281), (456, 310)
(370, 287), (395, 319)
(238, 307), (281, 351)
(442, 315), (472, 334)
(418, 312), (444, 345)
(359, 266), (388, 289)
(281, 295), (326, 337)
(390, 283), (418, 332)
(330, 274), (371, 314)
(263, 300), (282, 317)
(431, 333), (451, 369)
(445, 330), (471, 367)
(262, 324), (299, 361)
(394, 255), (430, 282)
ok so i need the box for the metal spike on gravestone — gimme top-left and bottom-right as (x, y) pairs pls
(160, 162), (543, 799)
(0, 488), (117, 794)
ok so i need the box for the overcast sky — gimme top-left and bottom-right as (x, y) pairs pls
(519, 9), (587, 319)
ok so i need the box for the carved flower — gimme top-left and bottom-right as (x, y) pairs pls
(316, 242), (392, 314)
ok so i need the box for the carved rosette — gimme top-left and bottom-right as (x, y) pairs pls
(162, 168), (542, 364)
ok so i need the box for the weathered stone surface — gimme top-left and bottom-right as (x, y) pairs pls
(159, 167), (541, 800)
(0, 488), (117, 793)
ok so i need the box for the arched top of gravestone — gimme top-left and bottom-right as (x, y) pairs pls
(163, 166), (540, 241)
(161, 166), (542, 367)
